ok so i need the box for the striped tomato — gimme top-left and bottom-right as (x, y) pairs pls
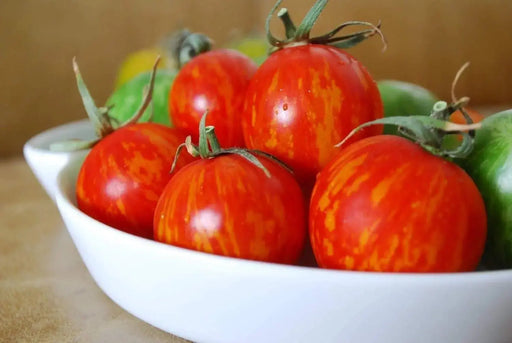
(76, 123), (195, 239)
(242, 45), (382, 190)
(64, 57), (195, 239)
(153, 153), (306, 264)
(241, 0), (385, 193)
(309, 135), (487, 272)
(169, 47), (257, 147)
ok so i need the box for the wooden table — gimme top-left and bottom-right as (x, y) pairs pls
(0, 157), (189, 342)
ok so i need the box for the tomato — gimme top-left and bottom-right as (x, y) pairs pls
(66, 58), (195, 239)
(457, 110), (512, 269)
(76, 123), (195, 239)
(227, 34), (268, 65)
(436, 107), (486, 151)
(450, 107), (485, 125)
(377, 81), (486, 139)
(309, 135), (487, 272)
(114, 48), (174, 89)
(154, 153), (306, 264)
(377, 80), (439, 134)
(242, 44), (383, 191)
(169, 49), (257, 147)
(107, 70), (176, 127)
(378, 80), (439, 117)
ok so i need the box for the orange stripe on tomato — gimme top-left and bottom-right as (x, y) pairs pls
(370, 176), (394, 207)
(267, 69), (280, 95)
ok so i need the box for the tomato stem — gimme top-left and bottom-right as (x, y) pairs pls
(205, 127), (222, 153)
(335, 99), (482, 159)
(294, 0), (327, 40)
(50, 57), (160, 152)
(171, 29), (212, 68)
(277, 8), (297, 39)
(197, 111), (210, 158)
(72, 57), (114, 138)
(170, 111), (297, 178)
(451, 62), (471, 103)
(266, 0), (386, 52)
(120, 56), (160, 127)
(170, 136), (198, 174)
(310, 21), (387, 51)
(448, 62), (475, 126)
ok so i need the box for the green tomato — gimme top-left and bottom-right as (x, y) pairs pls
(377, 80), (439, 134)
(106, 70), (176, 126)
(457, 110), (512, 269)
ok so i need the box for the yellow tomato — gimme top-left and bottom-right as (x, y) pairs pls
(114, 48), (175, 89)
(227, 34), (268, 65)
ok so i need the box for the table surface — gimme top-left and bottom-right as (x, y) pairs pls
(0, 157), (189, 343)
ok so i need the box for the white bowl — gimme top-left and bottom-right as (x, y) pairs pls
(24, 122), (512, 343)
(23, 119), (93, 201)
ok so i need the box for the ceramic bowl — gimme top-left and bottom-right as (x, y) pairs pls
(24, 121), (512, 343)
(23, 119), (93, 201)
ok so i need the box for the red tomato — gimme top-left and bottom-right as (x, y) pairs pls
(76, 123), (195, 239)
(169, 49), (257, 147)
(451, 107), (485, 125)
(154, 154), (306, 264)
(440, 108), (486, 147)
(309, 135), (487, 272)
(242, 45), (383, 191)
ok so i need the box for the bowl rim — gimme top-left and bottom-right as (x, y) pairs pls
(55, 154), (512, 284)
(24, 119), (92, 154)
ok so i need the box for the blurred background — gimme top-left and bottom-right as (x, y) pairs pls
(1, 0), (511, 158)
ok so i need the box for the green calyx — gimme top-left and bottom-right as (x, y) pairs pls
(171, 112), (291, 178)
(336, 98), (482, 159)
(49, 56), (160, 152)
(266, 0), (386, 53)
(169, 29), (212, 68)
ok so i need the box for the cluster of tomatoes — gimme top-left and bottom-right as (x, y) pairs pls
(66, 0), (512, 273)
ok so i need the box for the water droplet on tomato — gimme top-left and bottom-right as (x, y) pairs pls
(283, 104), (288, 111)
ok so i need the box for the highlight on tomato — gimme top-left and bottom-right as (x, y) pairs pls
(154, 114), (306, 264)
(309, 101), (487, 272)
(52, 58), (195, 239)
(242, 0), (385, 192)
(168, 30), (258, 148)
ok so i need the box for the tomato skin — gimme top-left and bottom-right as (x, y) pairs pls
(114, 48), (173, 89)
(76, 123), (195, 239)
(154, 154), (306, 264)
(458, 110), (512, 269)
(309, 135), (487, 272)
(378, 80), (439, 121)
(242, 44), (383, 190)
(441, 108), (486, 149)
(107, 70), (176, 127)
(450, 107), (485, 125)
(169, 49), (257, 147)
(377, 79), (439, 135)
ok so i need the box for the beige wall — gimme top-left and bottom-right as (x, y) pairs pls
(1, 0), (511, 157)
